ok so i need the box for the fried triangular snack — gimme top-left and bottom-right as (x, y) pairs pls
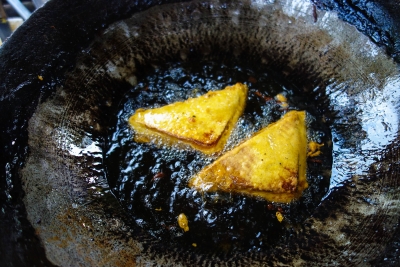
(129, 83), (248, 154)
(189, 110), (308, 203)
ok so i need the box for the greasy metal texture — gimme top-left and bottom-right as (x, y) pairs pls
(312, 0), (400, 62)
(1, 0), (400, 266)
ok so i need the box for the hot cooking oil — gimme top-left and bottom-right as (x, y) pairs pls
(104, 60), (332, 253)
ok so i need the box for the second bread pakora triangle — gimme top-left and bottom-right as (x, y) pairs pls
(129, 83), (248, 154)
(188, 110), (308, 203)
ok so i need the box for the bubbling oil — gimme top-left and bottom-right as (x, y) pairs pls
(104, 60), (332, 253)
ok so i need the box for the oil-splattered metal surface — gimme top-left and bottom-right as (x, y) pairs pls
(1, 0), (400, 266)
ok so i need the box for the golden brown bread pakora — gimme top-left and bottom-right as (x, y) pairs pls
(129, 83), (248, 154)
(188, 110), (309, 203)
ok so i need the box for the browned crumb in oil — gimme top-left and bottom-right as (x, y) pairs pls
(178, 213), (189, 232)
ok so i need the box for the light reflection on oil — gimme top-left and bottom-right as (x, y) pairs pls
(329, 77), (400, 190)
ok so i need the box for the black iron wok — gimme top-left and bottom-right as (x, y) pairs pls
(1, 0), (400, 266)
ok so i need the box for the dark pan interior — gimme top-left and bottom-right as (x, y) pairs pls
(1, 0), (400, 266)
